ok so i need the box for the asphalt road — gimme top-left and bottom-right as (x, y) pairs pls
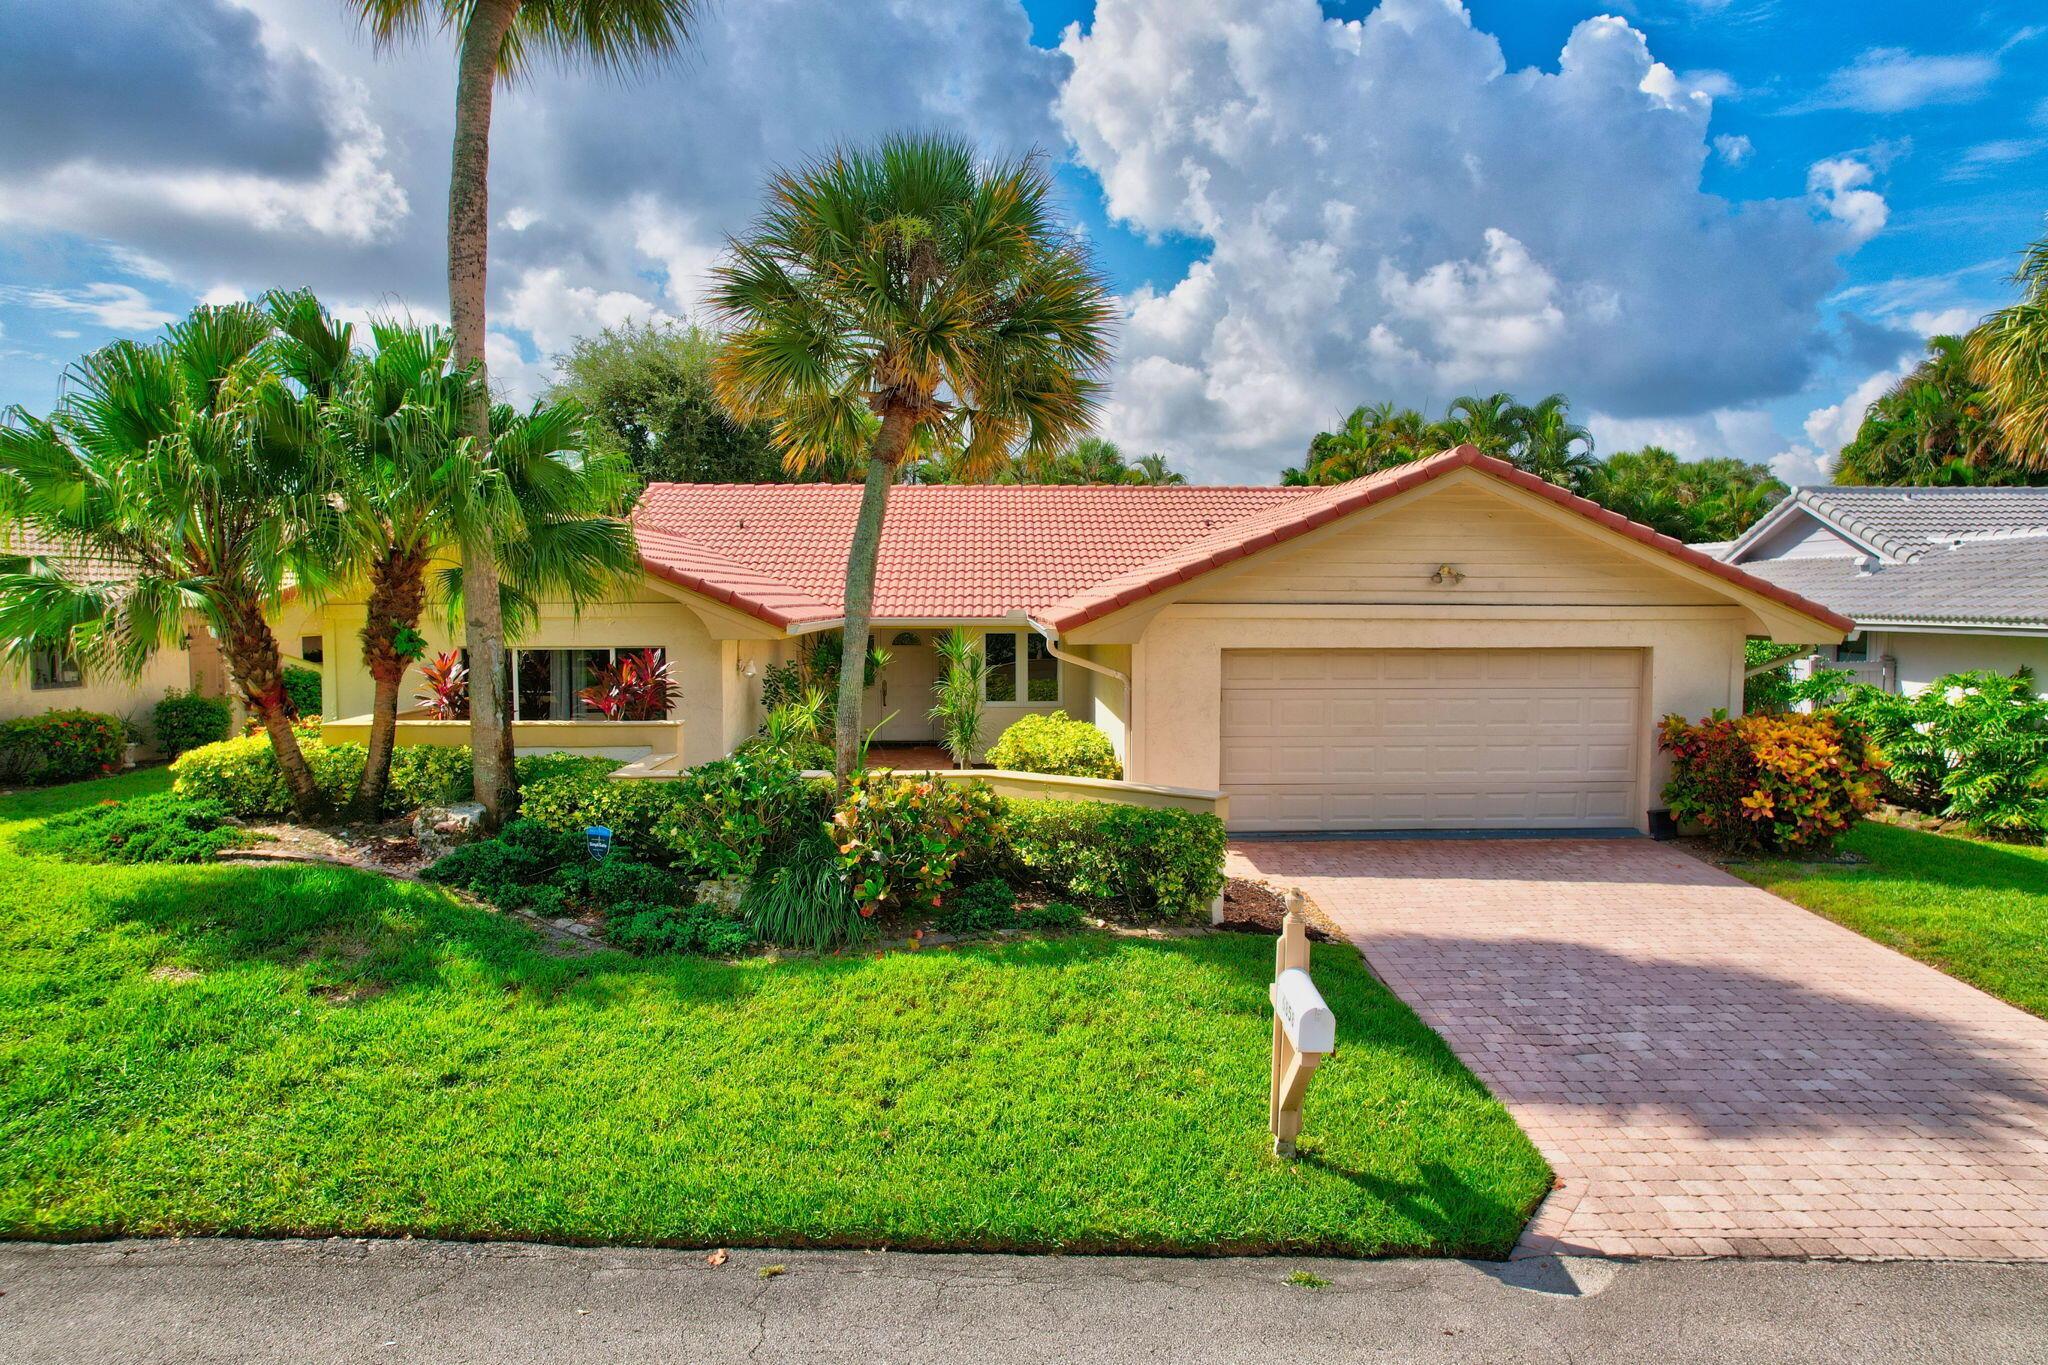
(3, 1239), (2043, 1364)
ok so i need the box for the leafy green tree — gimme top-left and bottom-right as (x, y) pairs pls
(1836, 334), (2033, 485)
(345, 0), (703, 828)
(1970, 230), (2048, 475)
(710, 134), (1115, 778)
(548, 320), (819, 484)
(0, 304), (343, 819)
(266, 291), (640, 820)
(1581, 446), (1787, 543)
(1283, 392), (1595, 489)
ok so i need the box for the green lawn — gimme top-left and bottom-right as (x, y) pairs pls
(1732, 821), (2048, 1020)
(0, 770), (1548, 1257)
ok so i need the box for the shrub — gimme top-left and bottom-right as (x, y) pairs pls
(387, 745), (475, 810)
(607, 901), (757, 956)
(1834, 670), (2048, 839)
(527, 775), (691, 862)
(152, 690), (232, 756)
(1017, 899), (1086, 931)
(939, 878), (1019, 933)
(742, 832), (866, 950)
(998, 799), (1227, 919)
(0, 709), (127, 785)
(985, 710), (1122, 779)
(170, 732), (366, 818)
(19, 792), (251, 864)
(831, 774), (1005, 916)
(1659, 709), (1883, 856)
(282, 665), (321, 719)
(652, 750), (829, 877)
(421, 819), (584, 909)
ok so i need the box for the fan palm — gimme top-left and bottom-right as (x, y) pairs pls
(1972, 231), (2048, 473)
(0, 304), (344, 819)
(265, 291), (639, 820)
(709, 134), (1116, 778)
(343, 0), (703, 827)
(1513, 392), (1597, 490)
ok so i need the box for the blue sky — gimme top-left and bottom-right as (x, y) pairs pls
(1, 0), (2042, 483)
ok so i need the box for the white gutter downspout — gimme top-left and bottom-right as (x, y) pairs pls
(1019, 612), (1130, 687)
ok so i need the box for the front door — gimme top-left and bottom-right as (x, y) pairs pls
(863, 634), (943, 742)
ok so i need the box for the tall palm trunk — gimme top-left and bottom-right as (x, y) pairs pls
(833, 407), (913, 779)
(349, 547), (429, 822)
(218, 601), (331, 821)
(450, 0), (520, 829)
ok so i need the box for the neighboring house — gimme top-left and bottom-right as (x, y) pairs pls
(1709, 486), (2048, 697)
(312, 447), (1845, 834)
(0, 529), (233, 759)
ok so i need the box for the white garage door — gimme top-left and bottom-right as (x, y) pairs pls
(1221, 649), (1642, 832)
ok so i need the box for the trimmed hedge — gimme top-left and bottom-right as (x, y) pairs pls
(152, 690), (232, 756)
(985, 711), (1122, 779)
(997, 798), (1227, 919)
(171, 732), (617, 820)
(0, 710), (127, 785)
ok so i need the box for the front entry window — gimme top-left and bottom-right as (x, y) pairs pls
(980, 631), (1060, 704)
(514, 647), (664, 719)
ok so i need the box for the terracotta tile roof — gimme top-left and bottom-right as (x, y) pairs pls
(628, 448), (1853, 635)
(631, 482), (1307, 624)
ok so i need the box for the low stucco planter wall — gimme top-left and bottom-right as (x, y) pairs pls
(607, 753), (1227, 822)
(324, 715), (685, 762)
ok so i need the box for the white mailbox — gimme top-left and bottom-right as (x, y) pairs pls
(1267, 889), (1337, 1159)
(1269, 968), (1336, 1054)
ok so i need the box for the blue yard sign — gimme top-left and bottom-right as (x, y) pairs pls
(585, 826), (613, 861)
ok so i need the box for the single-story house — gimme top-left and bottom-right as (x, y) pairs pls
(0, 528), (245, 759)
(311, 446), (1847, 834)
(1708, 485), (2048, 696)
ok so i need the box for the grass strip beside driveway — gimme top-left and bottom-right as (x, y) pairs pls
(0, 771), (1548, 1258)
(1731, 821), (2048, 1021)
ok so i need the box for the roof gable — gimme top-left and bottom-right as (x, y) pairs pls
(626, 448), (1851, 636)
(1726, 485), (2048, 566)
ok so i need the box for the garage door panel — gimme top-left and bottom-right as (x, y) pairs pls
(1222, 648), (1642, 832)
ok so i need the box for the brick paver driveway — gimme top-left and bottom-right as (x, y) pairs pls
(1227, 837), (2048, 1260)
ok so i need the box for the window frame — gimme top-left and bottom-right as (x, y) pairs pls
(979, 630), (1060, 706)
(512, 646), (668, 721)
(30, 643), (82, 691)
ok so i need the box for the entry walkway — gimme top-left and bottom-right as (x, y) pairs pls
(1227, 837), (2048, 1259)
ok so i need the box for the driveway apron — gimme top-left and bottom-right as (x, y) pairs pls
(1227, 837), (2048, 1259)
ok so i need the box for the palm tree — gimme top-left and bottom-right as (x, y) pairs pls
(710, 134), (1115, 778)
(344, 0), (702, 828)
(1513, 392), (1597, 490)
(1972, 230), (2048, 474)
(1838, 334), (2019, 485)
(1283, 402), (1445, 484)
(1128, 452), (1186, 486)
(266, 292), (639, 820)
(0, 304), (343, 819)
(1441, 392), (1521, 460)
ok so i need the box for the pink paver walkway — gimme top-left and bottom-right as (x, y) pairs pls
(1227, 837), (2048, 1260)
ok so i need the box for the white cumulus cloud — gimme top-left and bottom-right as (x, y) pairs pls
(1059, 0), (1884, 478)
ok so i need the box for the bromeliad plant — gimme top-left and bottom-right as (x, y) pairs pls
(1659, 710), (1884, 856)
(577, 648), (677, 721)
(830, 773), (1003, 916)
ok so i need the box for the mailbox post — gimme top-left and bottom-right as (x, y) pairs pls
(1268, 889), (1336, 1159)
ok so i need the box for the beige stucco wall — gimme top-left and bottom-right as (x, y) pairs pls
(315, 578), (763, 766)
(0, 647), (195, 758)
(1869, 630), (2048, 697)
(1121, 606), (1749, 831)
